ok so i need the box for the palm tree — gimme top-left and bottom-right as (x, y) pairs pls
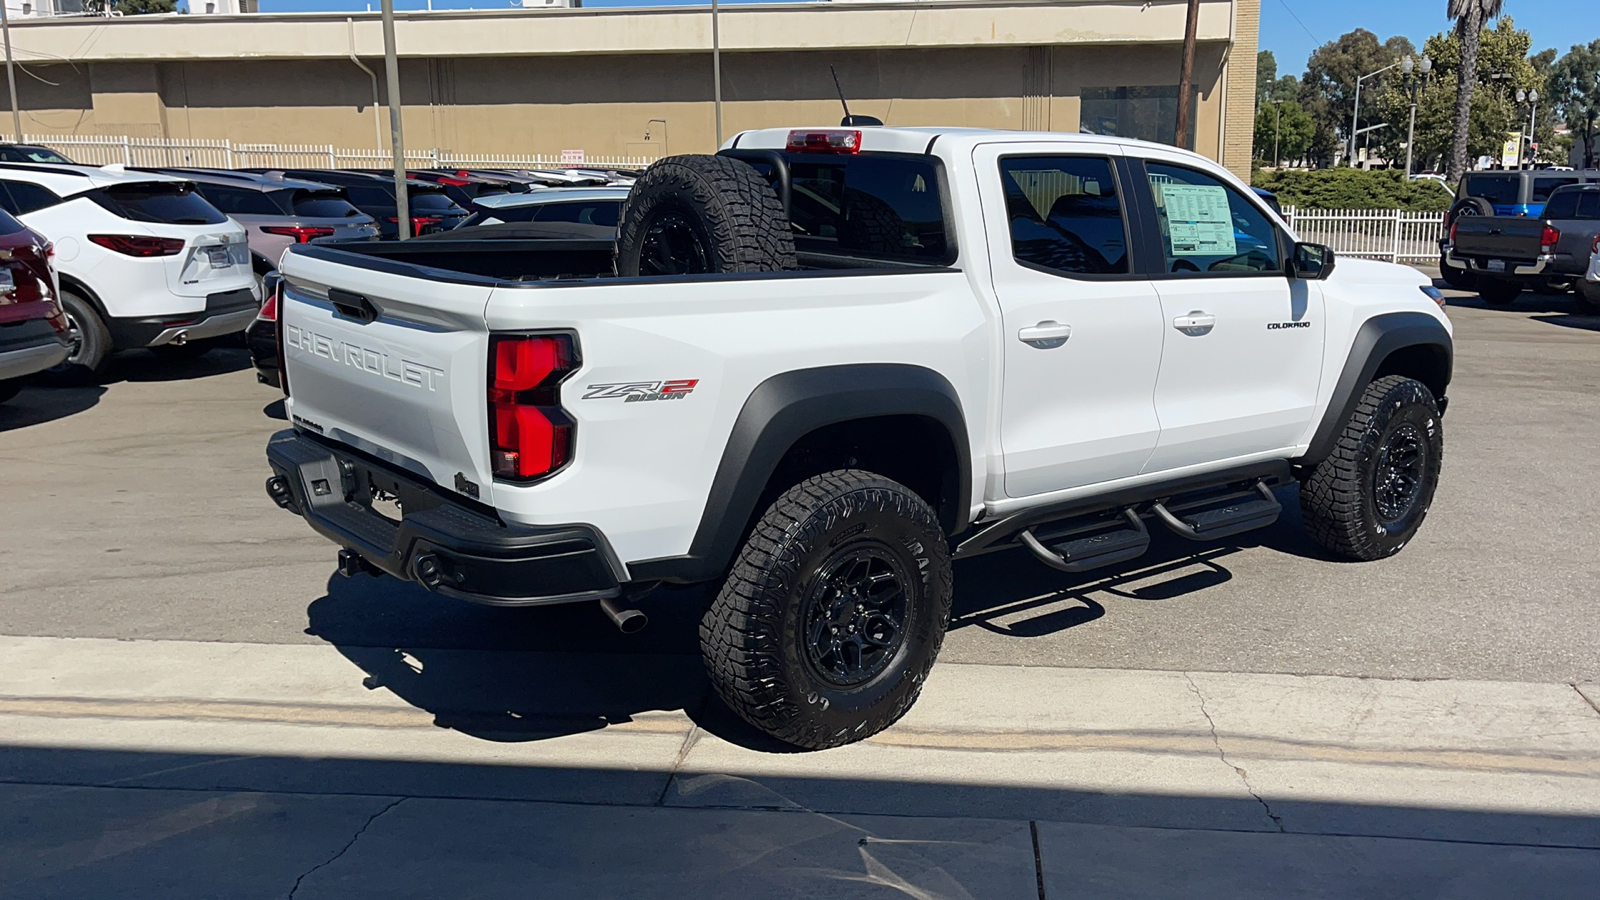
(1446, 0), (1504, 183)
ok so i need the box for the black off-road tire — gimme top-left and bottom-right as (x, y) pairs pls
(41, 290), (111, 385)
(1300, 376), (1443, 561)
(1438, 254), (1477, 291)
(614, 154), (796, 277)
(701, 470), (953, 750)
(1478, 278), (1521, 306)
(1574, 281), (1600, 315)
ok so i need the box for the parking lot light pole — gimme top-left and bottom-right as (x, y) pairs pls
(381, 0), (409, 241)
(0, 3), (22, 143)
(1403, 56), (1432, 177)
(711, 0), (722, 146)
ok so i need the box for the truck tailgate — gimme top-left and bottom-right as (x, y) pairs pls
(1452, 217), (1545, 262)
(278, 249), (498, 505)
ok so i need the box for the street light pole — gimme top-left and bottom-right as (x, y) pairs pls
(0, 3), (22, 142)
(380, 0), (409, 241)
(1273, 100), (1282, 167)
(1350, 61), (1400, 167)
(1403, 56), (1431, 177)
(1527, 89), (1538, 169)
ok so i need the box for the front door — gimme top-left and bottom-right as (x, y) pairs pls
(1130, 153), (1325, 474)
(975, 143), (1166, 499)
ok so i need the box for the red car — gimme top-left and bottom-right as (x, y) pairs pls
(0, 210), (68, 405)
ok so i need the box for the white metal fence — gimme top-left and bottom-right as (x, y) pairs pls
(1281, 206), (1445, 264)
(1, 134), (656, 172)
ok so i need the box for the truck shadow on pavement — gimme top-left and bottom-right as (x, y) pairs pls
(0, 384), (104, 432)
(304, 488), (1330, 753)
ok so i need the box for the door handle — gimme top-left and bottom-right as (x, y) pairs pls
(1173, 311), (1215, 334)
(1018, 320), (1072, 349)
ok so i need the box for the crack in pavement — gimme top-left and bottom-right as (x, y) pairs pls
(286, 796), (406, 899)
(1573, 684), (1600, 718)
(1183, 673), (1285, 834)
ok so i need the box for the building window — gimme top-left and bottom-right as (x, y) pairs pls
(1079, 86), (1198, 151)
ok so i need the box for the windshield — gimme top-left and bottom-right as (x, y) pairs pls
(0, 145), (72, 164)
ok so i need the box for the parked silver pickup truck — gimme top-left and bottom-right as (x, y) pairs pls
(1445, 183), (1600, 309)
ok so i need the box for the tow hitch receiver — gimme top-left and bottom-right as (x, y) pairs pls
(337, 548), (382, 578)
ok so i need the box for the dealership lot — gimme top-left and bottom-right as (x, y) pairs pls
(2, 277), (1600, 896)
(1, 280), (1597, 683)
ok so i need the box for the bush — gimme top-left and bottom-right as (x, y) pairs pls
(1252, 168), (1453, 211)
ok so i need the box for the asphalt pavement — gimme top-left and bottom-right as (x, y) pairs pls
(0, 275), (1596, 682)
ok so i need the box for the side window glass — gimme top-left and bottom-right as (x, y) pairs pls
(0, 181), (19, 215)
(999, 156), (1127, 275)
(1577, 192), (1600, 220)
(1144, 162), (1281, 275)
(5, 181), (58, 215)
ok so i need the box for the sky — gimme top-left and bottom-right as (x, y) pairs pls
(256, 0), (1580, 70)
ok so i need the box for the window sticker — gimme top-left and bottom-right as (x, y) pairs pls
(1157, 183), (1237, 257)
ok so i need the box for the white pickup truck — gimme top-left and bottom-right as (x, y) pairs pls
(264, 127), (1453, 749)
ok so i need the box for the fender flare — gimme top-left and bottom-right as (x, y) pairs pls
(1300, 311), (1453, 467)
(627, 363), (971, 584)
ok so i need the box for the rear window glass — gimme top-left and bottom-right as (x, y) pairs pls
(1533, 177), (1581, 202)
(291, 190), (362, 218)
(757, 153), (949, 263)
(532, 200), (621, 228)
(1463, 174), (1519, 205)
(1544, 189), (1581, 219)
(196, 185), (285, 216)
(0, 206), (26, 235)
(1581, 192), (1600, 219)
(89, 182), (227, 225)
(343, 184), (394, 207)
(409, 190), (463, 214)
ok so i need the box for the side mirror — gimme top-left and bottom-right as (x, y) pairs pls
(1290, 242), (1336, 280)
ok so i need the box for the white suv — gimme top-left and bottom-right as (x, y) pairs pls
(0, 163), (254, 379)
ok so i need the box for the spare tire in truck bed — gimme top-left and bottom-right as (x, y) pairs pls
(615, 154), (797, 277)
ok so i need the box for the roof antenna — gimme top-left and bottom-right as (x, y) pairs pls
(831, 66), (883, 127)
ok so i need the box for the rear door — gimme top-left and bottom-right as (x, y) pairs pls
(1127, 150), (1324, 473)
(973, 141), (1165, 497)
(278, 248), (498, 504)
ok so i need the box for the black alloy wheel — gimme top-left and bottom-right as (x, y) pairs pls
(1373, 423), (1426, 524)
(801, 545), (911, 687)
(637, 206), (713, 276)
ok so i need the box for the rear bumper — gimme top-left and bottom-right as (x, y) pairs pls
(245, 314), (279, 388)
(0, 318), (69, 380)
(264, 429), (624, 607)
(108, 287), (259, 349)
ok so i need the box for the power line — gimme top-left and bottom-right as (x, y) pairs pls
(1274, 0), (1319, 44)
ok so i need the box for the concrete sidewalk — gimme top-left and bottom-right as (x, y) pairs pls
(2, 635), (1599, 898)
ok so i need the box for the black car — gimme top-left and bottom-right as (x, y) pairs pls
(240, 169), (468, 239)
(359, 169), (529, 211)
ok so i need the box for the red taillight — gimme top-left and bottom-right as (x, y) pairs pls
(1541, 224), (1561, 255)
(1592, 234), (1600, 254)
(786, 129), (863, 154)
(387, 216), (443, 237)
(488, 334), (577, 481)
(1448, 219), (1459, 245)
(88, 234), (186, 257)
(257, 290), (278, 323)
(261, 225), (336, 243)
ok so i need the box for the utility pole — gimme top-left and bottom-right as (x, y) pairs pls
(1174, 0), (1199, 148)
(711, 0), (722, 145)
(0, 2), (21, 142)
(380, 0), (409, 240)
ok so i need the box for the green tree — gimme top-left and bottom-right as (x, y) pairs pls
(1370, 17), (1536, 173)
(83, 0), (180, 13)
(1547, 40), (1600, 169)
(1254, 99), (1314, 165)
(1299, 29), (1416, 166)
(1446, 0), (1505, 183)
(1257, 50), (1277, 106)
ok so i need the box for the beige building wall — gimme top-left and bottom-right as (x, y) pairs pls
(0, 2), (1253, 177)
